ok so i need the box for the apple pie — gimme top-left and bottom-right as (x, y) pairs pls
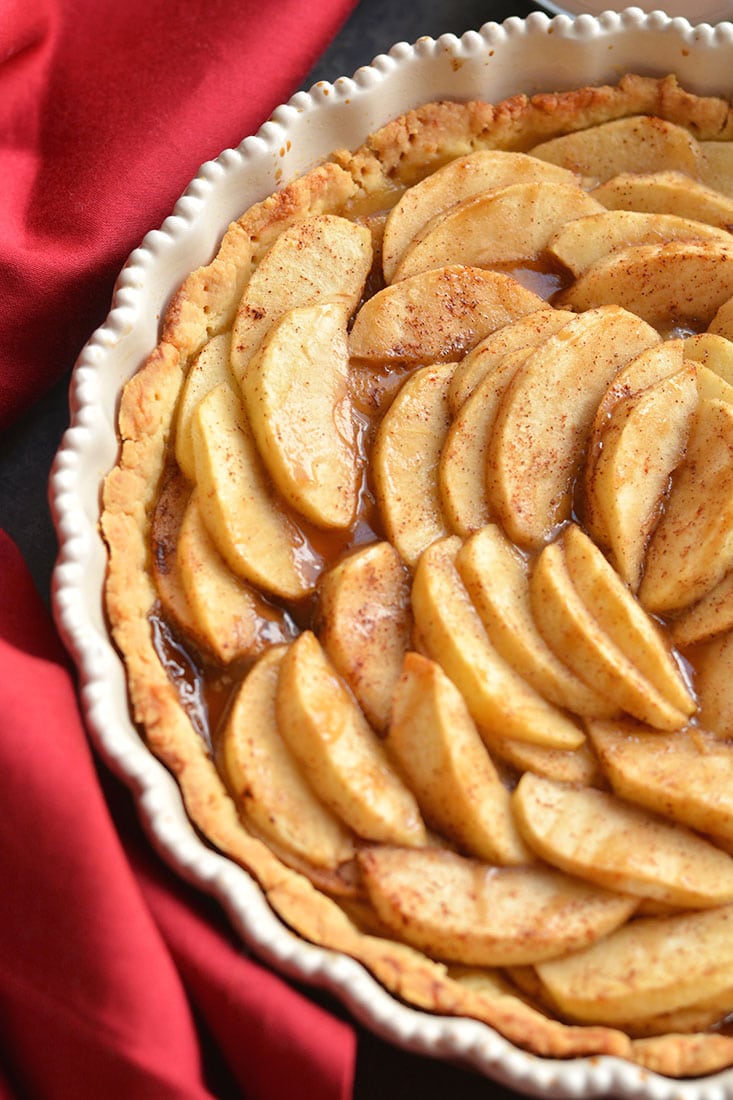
(102, 73), (733, 1078)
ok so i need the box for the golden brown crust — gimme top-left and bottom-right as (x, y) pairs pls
(101, 75), (733, 1080)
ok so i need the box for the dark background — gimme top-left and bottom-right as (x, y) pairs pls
(0, 2), (580, 1097)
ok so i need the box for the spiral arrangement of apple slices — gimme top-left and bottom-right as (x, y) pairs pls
(156, 113), (733, 1040)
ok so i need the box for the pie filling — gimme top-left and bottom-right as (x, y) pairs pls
(102, 74), (733, 1076)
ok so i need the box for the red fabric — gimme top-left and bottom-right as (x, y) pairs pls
(0, 0), (359, 1096)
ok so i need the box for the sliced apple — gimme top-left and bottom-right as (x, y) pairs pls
(456, 525), (617, 717)
(317, 541), (412, 732)
(700, 140), (733, 198)
(392, 182), (603, 282)
(149, 465), (200, 640)
(447, 308), (574, 413)
(438, 347), (531, 538)
(558, 240), (733, 329)
(584, 363), (698, 592)
(386, 652), (530, 865)
(696, 363), (733, 405)
(536, 906), (733, 1026)
(481, 737), (606, 788)
(548, 209), (731, 278)
(513, 772), (733, 907)
(175, 332), (232, 481)
(640, 397), (733, 614)
(220, 645), (355, 870)
(529, 116), (702, 183)
(242, 300), (360, 529)
(191, 382), (321, 600)
(684, 332), (733, 387)
(411, 536), (584, 751)
(592, 170), (733, 228)
(671, 571), (733, 648)
(710, 295), (733, 340)
(177, 492), (293, 663)
(229, 214), (371, 383)
(588, 719), (733, 843)
(276, 631), (426, 847)
(696, 631), (733, 738)
(348, 265), (545, 366)
(372, 361), (454, 566)
(530, 537), (690, 731)
(486, 305), (659, 548)
(381, 149), (580, 282)
(358, 845), (636, 967)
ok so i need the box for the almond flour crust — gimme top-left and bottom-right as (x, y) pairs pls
(101, 76), (733, 1079)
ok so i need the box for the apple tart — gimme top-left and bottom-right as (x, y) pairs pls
(103, 73), (733, 1077)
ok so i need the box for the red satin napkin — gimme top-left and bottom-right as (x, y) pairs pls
(0, 0), (359, 1096)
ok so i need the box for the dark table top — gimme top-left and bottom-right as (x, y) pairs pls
(0, 3), (571, 1097)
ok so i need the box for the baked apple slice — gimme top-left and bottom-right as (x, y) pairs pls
(696, 631), (733, 738)
(229, 213), (371, 382)
(392, 181), (603, 282)
(243, 300), (360, 529)
(348, 265), (544, 365)
(548, 209), (731, 278)
(513, 772), (733, 908)
(381, 149), (579, 282)
(588, 719), (733, 844)
(191, 382), (321, 600)
(536, 906), (733, 1026)
(486, 305), (659, 547)
(358, 845), (636, 967)
(684, 331), (733, 385)
(531, 536), (691, 731)
(671, 571), (733, 648)
(220, 646), (355, 872)
(175, 332), (232, 480)
(317, 541), (412, 732)
(592, 169), (733, 227)
(559, 240), (733, 329)
(640, 397), (733, 614)
(412, 536), (584, 750)
(386, 652), (530, 865)
(372, 361), (454, 566)
(276, 631), (426, 847)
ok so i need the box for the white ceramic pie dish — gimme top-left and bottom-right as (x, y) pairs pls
(50, 8), (733, 1097)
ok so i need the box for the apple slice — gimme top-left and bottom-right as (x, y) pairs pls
(696, 631), (733, 738)
(696, 363), (733, 405)
(559, 240), (733, 329)
(220, 646), (355, 871)
(229, 214), (372, 382)
(358, 845), (636, 967)
(591, 170), (733, 228)
(447, 308), (574, 413)
(386, 652), (530, 865)
(177, 492), (293, 663)
(640, 397), (733, 614)
(583, 363), (699, 592)
(529, 116), (702, 183)
(276, 631), (426, 847)
(175, 332), (232, 480)
(318, 541), (412, 732)
(684, 332), (733, 387)
(587, 719), (733, 843)
(530, 537), (690, 731)
(700, 140), (733, 198)
(150, 466), (201, 641)
(456, 525), (617, 717)
(671, 571), (733, 648)
(348, 265), (544, 366)
(381, 149), (580, 282)
(481, 737), (606, 788)
(242, 300), (360, 529)
(486, 305), (659, 548)
(392, 182), (603, 282)
(536, 906), (733, 1026)
(438, 347), (532, 537)
(372, 361), (454, 566)
(513, 772), (733, 907)
(412, 536), (584, 750)
(191, 382), (321, 600)
(548, 209), (732, 278)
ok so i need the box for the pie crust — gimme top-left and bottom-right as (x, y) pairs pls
(101, 74), (733, 1078)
